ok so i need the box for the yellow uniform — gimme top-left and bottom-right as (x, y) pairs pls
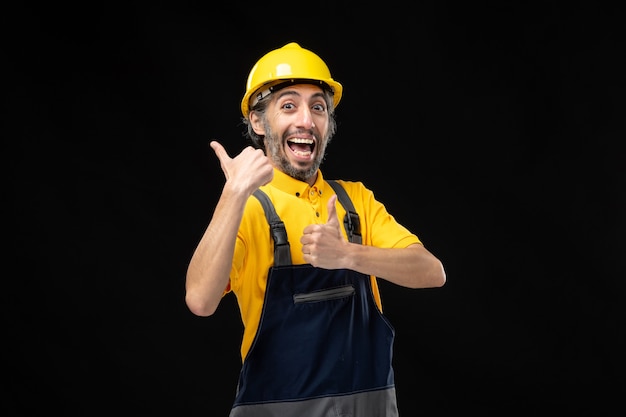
(227, 168), (421, 361)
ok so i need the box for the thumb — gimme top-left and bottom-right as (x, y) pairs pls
(326, 194), (340, 228)
(210, 140), (233, 180)
(210, 140), (231, 163)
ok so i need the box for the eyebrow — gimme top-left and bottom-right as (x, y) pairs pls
(275, 88), (326, 102)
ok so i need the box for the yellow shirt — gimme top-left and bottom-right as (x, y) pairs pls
(227, 169), (421, 361)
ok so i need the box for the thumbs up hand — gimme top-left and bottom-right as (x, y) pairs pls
(210, 140), (273, 195)
(301, 194), (350, 269)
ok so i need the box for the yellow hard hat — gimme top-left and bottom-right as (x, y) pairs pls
(241, 42), (343, 117)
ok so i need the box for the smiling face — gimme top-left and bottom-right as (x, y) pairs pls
(250, 84), (331, 185)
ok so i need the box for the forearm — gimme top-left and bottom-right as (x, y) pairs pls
(346, 243), (446, 289)
(185, 185), (248, 316)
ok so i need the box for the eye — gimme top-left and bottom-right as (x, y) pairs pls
(312, 103), (326, 112)
(282, 102), (295, 110)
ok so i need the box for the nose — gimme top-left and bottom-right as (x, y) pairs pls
(296, 106), (315, 129)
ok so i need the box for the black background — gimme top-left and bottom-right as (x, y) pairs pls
(6, 2), (625, 416)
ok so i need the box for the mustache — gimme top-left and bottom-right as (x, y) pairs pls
(283, 129), (317, 140)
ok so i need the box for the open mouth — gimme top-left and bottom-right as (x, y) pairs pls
(287, 138), (315, 158)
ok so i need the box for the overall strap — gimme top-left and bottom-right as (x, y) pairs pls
(327, 180), (362, 244)
(252, 189), (292, 266)
(252, 181), (362, 266)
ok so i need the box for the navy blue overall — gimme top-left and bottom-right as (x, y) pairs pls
(229, 181), (399, 417)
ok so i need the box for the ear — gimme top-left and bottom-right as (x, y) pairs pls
(249, 111), (265, 135)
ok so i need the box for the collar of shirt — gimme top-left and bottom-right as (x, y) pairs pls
(268, 168), (327, 202)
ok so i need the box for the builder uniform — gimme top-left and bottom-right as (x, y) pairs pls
(226, 169), (422, 417)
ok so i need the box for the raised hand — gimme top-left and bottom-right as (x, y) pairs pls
(210, 140), (274, 195)
(301, 194), (349, 269)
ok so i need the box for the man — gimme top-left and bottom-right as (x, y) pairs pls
(186, 42), (446, 417)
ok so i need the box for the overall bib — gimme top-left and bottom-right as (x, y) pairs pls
(229, 181), (399, 417)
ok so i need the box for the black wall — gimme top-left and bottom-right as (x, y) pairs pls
(7, 2), (625, 416)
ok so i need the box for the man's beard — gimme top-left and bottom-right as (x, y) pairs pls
(265, 123), (327, 182)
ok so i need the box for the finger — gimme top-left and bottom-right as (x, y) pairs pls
(326, 194), (340, 227)
(209, 140), (230, 163)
